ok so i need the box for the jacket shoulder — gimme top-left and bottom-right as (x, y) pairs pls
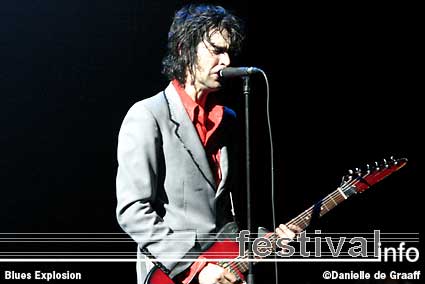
(125, 90), (168, 119)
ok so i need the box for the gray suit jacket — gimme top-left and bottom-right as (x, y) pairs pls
(116, 83), (238, 283)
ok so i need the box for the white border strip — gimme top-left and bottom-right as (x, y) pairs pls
(0, 258), (381, 263)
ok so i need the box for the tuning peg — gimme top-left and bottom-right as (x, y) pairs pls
(355, 167), (361, 175)
(343, 169), (355, 182)
(365, 164), (371, 173)
(374, 161), (380, 170)
(341, 174), (352, 186)
(383, 158), (389, 168)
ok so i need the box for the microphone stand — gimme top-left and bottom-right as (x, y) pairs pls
(243, 76), (255, 284)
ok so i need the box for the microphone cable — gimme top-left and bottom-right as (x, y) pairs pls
(258, 69), (280, 284)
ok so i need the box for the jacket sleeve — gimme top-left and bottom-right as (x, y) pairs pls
(116, 101), (196, 275)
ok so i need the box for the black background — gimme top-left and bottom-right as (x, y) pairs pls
(1, 0), (422, 283)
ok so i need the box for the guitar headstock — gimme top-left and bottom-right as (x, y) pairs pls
(340, 156), (407, 194)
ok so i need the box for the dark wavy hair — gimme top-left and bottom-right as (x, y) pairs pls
(162, 4), (244, 84)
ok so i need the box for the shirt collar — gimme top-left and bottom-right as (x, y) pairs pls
(172, 79), (199, 122)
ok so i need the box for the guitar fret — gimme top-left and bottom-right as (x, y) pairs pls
(240, 261), (248, 272)
(338, 187), (348, 199)
(299, 216), (310, 228)
(330, 195), (338, 205)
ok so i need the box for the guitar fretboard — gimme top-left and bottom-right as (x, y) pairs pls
(218, 158), (407, 276)
(286, 185), (358, 230)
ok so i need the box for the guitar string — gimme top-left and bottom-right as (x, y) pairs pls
(218, 171), (366, 272)
(218, 164), (399, 273)
(217, 176), (359, 273)
(218, 161), (407, 274)
(286, 165), (395, 229)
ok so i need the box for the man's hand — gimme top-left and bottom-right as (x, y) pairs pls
(275, 224), (302, 244)
(198, 263), (237, 284)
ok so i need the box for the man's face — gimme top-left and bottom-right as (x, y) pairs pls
(192, 29), (231, 92)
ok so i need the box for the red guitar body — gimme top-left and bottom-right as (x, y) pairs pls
(146, 267), (175, 284)
(145, 238), (240, 284)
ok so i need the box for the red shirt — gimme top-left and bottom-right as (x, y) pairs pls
(172, 80), (224, 187)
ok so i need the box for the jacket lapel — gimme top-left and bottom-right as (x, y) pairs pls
(164, 83), (216, 191)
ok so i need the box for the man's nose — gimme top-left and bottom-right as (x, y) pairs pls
(219, 52), (230, 66)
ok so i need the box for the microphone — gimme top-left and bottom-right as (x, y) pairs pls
(219, 67), (262, 78)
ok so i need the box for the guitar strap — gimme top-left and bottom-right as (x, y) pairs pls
(141, 247), (171, 275)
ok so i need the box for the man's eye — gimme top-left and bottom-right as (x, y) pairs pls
(214, 48), (227, 55)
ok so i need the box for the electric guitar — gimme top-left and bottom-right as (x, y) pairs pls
(145, 157), (407, 284)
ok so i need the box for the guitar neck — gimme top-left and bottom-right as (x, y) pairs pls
(218, 157), (407, 276)
(258, 185), (356, 252)
(219, 186), (358, 275)
(286, 185), (357, 230)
